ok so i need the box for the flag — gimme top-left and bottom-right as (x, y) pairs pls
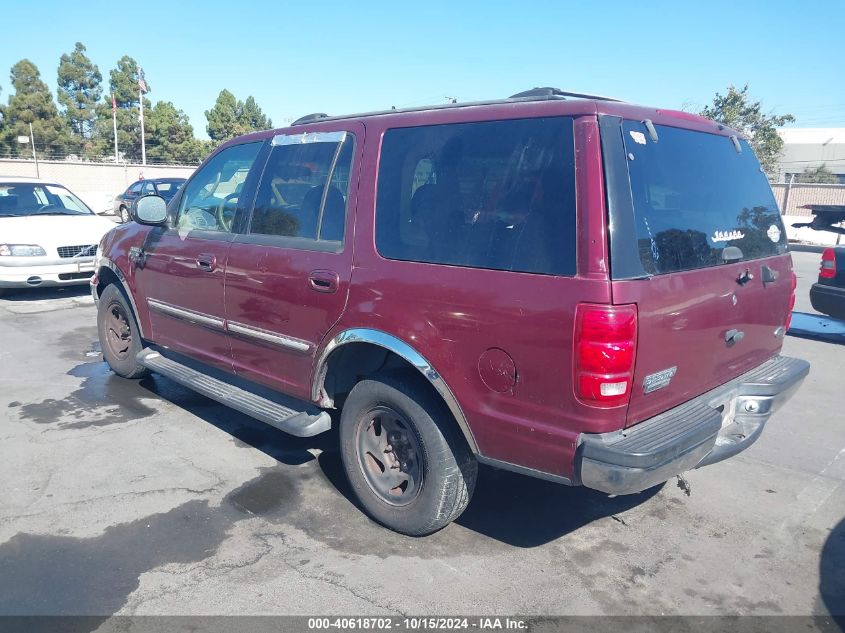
(112, 92), (116, 113)
(138, 68), (148, 94)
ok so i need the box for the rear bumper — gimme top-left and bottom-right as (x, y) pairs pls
(810, 282), (845, 320)
(577, 355), (810, 495)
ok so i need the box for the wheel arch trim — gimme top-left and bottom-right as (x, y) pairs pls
(96, 256), (146, 339)
(312, 327), (479, 454)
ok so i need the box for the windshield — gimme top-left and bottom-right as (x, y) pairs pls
(0, 183), (94, 217)
(622, 122), (788, 275)
(155, 181), (183, 194)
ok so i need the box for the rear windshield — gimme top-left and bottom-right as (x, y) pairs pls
(622, 121), (787, 275)
(156, 181), (183, 193)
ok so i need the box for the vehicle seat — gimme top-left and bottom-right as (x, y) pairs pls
(319, 186), (346, 242)
(297, 185), (326, 239)
(0, 196), (17, 215)
(8, 188), (39, 211)
(409, 183), (465, 262)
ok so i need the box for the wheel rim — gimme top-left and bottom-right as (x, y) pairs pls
(105, 301), (132, 360)
(355, 405), (424, 506)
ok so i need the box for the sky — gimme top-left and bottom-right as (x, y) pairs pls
(1, 0), (843, 139)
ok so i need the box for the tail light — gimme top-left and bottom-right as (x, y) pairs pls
(820, 248), (837, 279)
(785, 271), (797, 331)
(574, 303), (638, 408)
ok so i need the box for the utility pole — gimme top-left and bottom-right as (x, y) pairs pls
(112, 92), (119, 163)
(138, 68), (148, 166)
(29, 122), (39, 178)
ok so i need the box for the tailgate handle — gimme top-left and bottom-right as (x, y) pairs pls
(725, 329), (745, 346)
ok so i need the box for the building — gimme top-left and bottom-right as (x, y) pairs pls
(777, 128), (845, 184)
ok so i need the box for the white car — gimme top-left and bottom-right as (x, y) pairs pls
(0, 178), (116, 295)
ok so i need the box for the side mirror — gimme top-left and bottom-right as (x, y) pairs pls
(133, 195), (168, 225)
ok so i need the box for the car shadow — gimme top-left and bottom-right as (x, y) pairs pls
(820, 516), (845, 629)
(0, 285), (92, 302)
(135, 371), (663, 548)
(315, 447), (663, 547)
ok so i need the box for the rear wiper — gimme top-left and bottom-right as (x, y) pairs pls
(722, 246), (744, 263)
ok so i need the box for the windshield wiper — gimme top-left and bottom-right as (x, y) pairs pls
(29, 209), (84, 216)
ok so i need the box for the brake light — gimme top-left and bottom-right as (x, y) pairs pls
(574, 303), (638, 407)
(820, 248), (837, 279)
(785, 271), (797, 331)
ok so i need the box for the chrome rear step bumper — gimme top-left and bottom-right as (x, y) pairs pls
(578, 355), (810, 495)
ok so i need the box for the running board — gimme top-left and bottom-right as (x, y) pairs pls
(136, 348), (331, 437)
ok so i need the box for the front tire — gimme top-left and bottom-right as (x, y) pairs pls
(97, 284), (147, 379)
(339, 372), (477, 536)
(119, 206), (130, 223)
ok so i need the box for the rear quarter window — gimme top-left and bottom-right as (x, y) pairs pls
(375, 117), (577, 276)
(622, 121), (788, 275)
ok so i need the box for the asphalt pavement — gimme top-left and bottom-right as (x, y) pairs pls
(0, 251), (842, 624)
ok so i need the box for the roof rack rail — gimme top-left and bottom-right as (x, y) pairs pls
(508, 87), (623, 102)
(292, 113), (329, 125)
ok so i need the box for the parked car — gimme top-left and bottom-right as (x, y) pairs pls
(91, 88), (809, 535)
(113, 178), (186, 223)
(810, 247), (845, 320)
(0, 177), (115, 295)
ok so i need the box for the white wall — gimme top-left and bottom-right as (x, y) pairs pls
(0, 159), (196, 214)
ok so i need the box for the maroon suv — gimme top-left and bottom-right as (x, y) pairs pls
(92, 88), (809, 535)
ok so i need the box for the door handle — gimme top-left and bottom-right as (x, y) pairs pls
(308, 270), (339, 293)
(196, 253), (217, 272)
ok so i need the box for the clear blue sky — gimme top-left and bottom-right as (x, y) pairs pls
(1, 0), (843, 139)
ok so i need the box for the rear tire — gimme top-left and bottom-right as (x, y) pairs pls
(339, 372), (477, 536)
(97, 284), (147, 379)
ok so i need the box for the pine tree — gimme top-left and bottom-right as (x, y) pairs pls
(57, 42), (103, 146)
(146, 101), (210, 164)
(2, 59), (69, 159)
(205, 90), (272, 143)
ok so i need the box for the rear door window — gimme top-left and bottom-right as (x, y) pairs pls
(249, 132), (353, 244)
(621, 121), (787, 275)
(375, 117), (577, 276)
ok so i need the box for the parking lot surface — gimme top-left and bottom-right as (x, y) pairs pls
(0, 251), (842, 620)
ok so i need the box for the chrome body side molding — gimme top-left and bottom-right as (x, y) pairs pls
(312, 328), (479, 454)
(228, 321), (311, 353)
(147, 298), (225, 331)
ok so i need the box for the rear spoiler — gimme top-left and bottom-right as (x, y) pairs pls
(791, 204), (845, 236)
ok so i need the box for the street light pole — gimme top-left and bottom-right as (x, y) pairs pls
(29, 122), (39, 179)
